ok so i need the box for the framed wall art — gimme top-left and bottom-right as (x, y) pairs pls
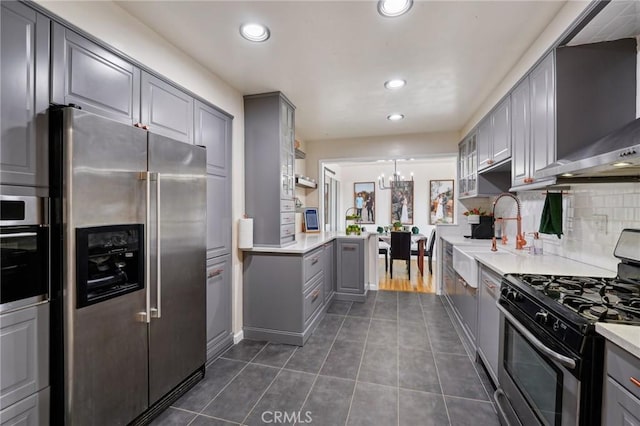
(354, 182), (375, 223)
(429, 179), (454, 224)
(391, 181), (413, 225)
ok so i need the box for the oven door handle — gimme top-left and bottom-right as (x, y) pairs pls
(497, 302), (577, 370)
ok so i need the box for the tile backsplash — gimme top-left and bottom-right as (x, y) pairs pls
(492, 183), (640, 273)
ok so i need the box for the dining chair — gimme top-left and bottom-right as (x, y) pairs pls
(425, 228), (436, 274)
(378, 238), (390, 272)
(390, 231), (411, 278)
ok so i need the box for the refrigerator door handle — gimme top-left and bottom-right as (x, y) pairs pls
(137, 171), (152, 323)
(151, 173), (162, 319)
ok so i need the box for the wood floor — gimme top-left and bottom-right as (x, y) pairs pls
(377, 257), (436, 293)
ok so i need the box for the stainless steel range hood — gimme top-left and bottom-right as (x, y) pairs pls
(536, 117), (640, 179)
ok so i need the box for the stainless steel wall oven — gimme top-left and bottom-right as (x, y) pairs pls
(0, 194), (48, 312)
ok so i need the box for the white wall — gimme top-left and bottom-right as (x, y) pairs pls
(305, 131), (460, 210)
(35, 0), (247, 337)
(335, 159), (457, 237)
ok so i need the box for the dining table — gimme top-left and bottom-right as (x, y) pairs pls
(378, 232), (428, 275)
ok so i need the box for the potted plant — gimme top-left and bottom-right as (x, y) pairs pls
(392, 221), (403, 231)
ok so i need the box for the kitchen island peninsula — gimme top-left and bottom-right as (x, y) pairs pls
(242, 232), (378, 345)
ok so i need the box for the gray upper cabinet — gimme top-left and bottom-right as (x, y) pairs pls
(195, 100), (231, 176)
(196, 100), (232, 258)
(477, 97), (511, 172)
(141, 72), (194, 144)
(335, 238), (364, 295)
(491, 97), (511, 164)
(51, 23), (140, 125)
(511, 77), (531, 188)
(529, 52), (556, 182)
(207, 174), (231, 258)
(1, 2), (49, 187)
(511, 39), (635, 189)
(245, 92), (296, 247)
(206, 255), (233, 361)
(476, 119), (492, 171)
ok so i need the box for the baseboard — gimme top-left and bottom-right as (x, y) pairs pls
(369, 283), (379, 291)
(233, 330), (244, 344)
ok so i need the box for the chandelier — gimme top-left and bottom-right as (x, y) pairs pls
(378, 159), (413, 190)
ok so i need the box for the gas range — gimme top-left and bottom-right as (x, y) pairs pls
(495, 229), (640, 426)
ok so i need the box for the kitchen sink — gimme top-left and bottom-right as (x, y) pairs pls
(452, 245), (515, 288)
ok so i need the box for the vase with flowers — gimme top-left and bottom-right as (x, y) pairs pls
(463, 208), (491, 224)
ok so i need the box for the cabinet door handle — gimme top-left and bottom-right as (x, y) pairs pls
(631, 377), (640, 388)
(208, 268), (223, 278)
(343, 246), (356, 251)
(487, 159), (494, 165)
(458, 278), (467, 287)
(311, 290), (320, 301)
(134, 122), (142, 128)
(311, 257), (320, 265)
(142, 124), (150, 130)
(483, 279), (497, 289)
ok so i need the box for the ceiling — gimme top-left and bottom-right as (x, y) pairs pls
(568, 0), (640, 45)
(116, 1), (567, 141)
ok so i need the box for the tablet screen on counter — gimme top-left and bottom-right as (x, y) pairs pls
(304, 208), (320, 232)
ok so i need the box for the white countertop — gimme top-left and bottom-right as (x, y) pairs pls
(596, 323), (640, 359)
(243, 231), (375, 254)
(441, 235), (616, 277)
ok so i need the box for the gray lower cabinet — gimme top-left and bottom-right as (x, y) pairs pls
(0, 303), (49, 412)
(51, 23), (141, 125)
(323, 242), (335, 303)
(141, 72), (194, 144)
(452, 272), (477, 350)
(243, 246), (329, 346)
(477, 265), (501, 385)
(335, 238), (366, 302)
(0, 388), (49, 426)
(1, 2), (49, 187)
(604, 342), (640, 425)
(244, 92), (296, 247)
(206, 255), (233, 361)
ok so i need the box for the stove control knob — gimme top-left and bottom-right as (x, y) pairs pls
(535, 311), (549, 325)
(500, 287), (510, 299)
(506, 290), (521, 302)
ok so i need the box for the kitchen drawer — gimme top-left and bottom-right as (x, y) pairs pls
(605, 376), (640, 426)
(303, 247), (324, 285)
(607, 342), (640, 400)
(303, 276), (324, 324)
(280, 224), (295, 239)
(280, 199), (295, 213)
(281, 212), (295, 225)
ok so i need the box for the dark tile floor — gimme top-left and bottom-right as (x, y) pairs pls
(151, 291), (500, 426)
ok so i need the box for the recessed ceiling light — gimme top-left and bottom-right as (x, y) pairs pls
(377, 0), (413, 17)
(384, 79), (406, 89)
(240, 23), (270, 42)
(613, 161), (632, 167)
(561, 173), (574, 177)
(387, 113), (404, 121)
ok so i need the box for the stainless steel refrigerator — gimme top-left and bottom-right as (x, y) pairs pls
(49, 107), (206, 425)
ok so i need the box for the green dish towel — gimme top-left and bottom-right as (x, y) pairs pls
(539, 192), (563, 238)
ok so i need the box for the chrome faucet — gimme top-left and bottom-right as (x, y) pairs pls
(491, 193), (526, 251)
